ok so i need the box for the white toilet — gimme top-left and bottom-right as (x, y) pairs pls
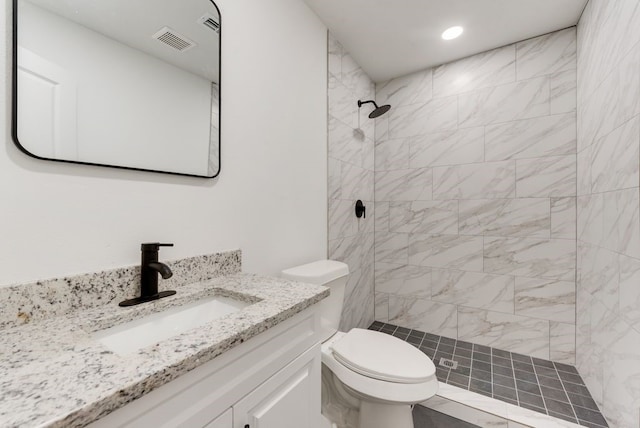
(281, 260), (438, 428)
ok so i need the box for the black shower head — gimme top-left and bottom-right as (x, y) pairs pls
(368, 104), (391, 118)
(358, 100), (391, 119)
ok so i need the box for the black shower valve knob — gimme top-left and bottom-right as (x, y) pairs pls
(355, 200), (366, 219)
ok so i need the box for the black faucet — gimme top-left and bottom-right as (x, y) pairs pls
(119, 243), (177, 307)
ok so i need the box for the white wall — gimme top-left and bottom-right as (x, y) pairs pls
(0, 0), (328, 286)
(576, 0), (640, 426)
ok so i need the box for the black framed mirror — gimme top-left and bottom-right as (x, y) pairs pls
(12, 0), (221, 178)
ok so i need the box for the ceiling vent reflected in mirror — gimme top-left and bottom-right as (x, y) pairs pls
(152, 27), (197, 52)
(198, 13), (220, 34)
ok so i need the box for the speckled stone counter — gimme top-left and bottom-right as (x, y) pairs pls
(0, 253), (329, 428)
(0, 250), (242, 329)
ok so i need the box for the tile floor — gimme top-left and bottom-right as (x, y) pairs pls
(369, 321), (608, 428)
(413, 404), (479, 428)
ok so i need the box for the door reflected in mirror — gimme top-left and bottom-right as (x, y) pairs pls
(13, 0), (221, 178)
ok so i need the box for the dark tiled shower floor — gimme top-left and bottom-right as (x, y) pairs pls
(413, 405), (480, 428)
(368, 321), (608, 428)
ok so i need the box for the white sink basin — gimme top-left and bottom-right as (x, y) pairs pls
(93, 296), (250, 355)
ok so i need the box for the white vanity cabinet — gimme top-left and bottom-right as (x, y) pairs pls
(89, 306), (322, 428)
(204, 409), (232, 428)
(233, 346), (320, 428)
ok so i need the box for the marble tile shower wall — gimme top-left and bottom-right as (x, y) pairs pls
(328, 34), (375, 331)
(373, 28), (578, 363)
(576, 0), (640, 427)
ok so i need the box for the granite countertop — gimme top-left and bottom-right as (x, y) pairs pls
(0, 273), (329, 428)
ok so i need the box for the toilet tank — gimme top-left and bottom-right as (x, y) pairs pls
(281, 260), (349, 342)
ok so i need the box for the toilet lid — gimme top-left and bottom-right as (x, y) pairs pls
(331, 328), (435, 384)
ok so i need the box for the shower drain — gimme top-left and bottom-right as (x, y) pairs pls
(439, 358), (458, 370)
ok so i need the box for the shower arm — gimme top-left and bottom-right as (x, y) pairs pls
(357, 100), (379, 109)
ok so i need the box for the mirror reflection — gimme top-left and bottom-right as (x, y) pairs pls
(14, 0), (221, 177)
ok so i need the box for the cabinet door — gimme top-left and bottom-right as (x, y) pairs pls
(204, 409), (232, 428)
(233, 345), (321, 428)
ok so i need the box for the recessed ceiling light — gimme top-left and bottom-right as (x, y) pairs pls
(442, 26), (464, 40)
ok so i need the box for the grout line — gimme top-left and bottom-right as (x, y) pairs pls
(434, 334), (452, 383)
(373, 148), (577, 172)
(549, 322), (552, 362)
(415, 330), (426, 349)
(452, 338), (471, 389)
(556, 367), (581, 423)
(531, 359), (553, 417)
(489, 342), (495, 398)
(509, 348), (521, 407)
(387, 324), (399, 335)
(435, 333), (443, 353)
(574, 80), (579, 358)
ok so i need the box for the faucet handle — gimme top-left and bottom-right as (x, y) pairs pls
(141, 242), (174, 251)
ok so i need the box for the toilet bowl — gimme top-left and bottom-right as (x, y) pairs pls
(282, 260), (437, 428)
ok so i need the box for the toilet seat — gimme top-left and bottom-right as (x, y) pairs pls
(321, 332), (438, 404)
(331, 329), (434, 384)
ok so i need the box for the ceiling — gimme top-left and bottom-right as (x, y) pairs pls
(23, 0), (220, 82)
(303, 0), (588, 82)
